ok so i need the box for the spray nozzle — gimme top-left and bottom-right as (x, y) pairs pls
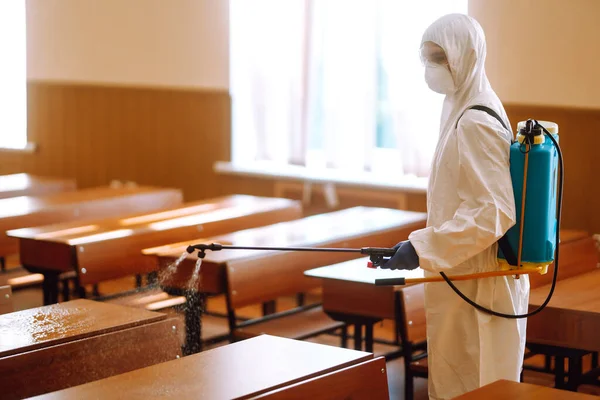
(186, 243), (223, 253)
(186, 243), (223, 259)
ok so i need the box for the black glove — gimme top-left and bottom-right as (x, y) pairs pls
(380, 240), (420, 270)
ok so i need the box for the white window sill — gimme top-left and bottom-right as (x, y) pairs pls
(213, 161), (428, 194)
(0, 142), (37, 154)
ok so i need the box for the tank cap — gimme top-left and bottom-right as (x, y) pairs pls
(517, 120), (559, 135)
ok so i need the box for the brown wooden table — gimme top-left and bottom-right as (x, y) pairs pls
(7, 195), (301, 304)
(0, 185), (183, 304)
(31, 334), (388, 400)
(529, 269), (600, 353)
(0, 173), (76, 199)
(0, 299), (181, 399)
(143, 206), (427, 354)
(305, 257), (425, 353)
(454, 379), (599, 399)
(527, 268), (600, 390)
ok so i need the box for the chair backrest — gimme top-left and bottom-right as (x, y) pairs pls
(253, 357), (390, 400)
(397, 284), (427, 345)
(0, 285), (12, 315)
(529, 230), (598, 289)
(226, 250), (353, 309)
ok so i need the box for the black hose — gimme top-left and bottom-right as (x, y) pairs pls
(439, 121), (563, 318)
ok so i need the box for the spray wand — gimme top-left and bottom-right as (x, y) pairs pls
(186, 243), (397, 268)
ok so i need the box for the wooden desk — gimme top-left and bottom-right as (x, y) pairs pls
(306, 257), (425, 352)
(0, 299), (181, 399)
(0, 186), (183, 304)
(32, 334), (387, 400)
(0, 173), (76, 199)
(0, 185), (182, 256)
(455, 379), (598, 399)
(7, 195), (301, 302)
(143, 206), (427, 353)
(529, 269), (600, 353)
(306, 257), (424, 319)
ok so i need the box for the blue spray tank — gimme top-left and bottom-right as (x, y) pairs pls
(498, 120), (560, 274)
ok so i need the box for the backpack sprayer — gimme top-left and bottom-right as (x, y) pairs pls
(186, 118), (563, 319)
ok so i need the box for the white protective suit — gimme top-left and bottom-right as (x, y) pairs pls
(408, 14), (530, 400)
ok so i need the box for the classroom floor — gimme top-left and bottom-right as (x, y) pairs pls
(7, 258), (600, 399)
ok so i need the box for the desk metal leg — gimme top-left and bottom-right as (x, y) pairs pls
(62, 279), (70, 301)
(183, 291), (205, 356)
(555, 355), (566, 389)
(340, 326), (348, 348)
(41, 272), (59, 305)
(75, 277), (87, 299)
(354, 324), (363, 351)
(365, 324), (374, 353)
(544, 355), (553, 372)
(566, 355), (583, 392)
(262, 300), (276, 315)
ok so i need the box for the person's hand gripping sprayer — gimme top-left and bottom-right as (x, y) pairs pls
(378, 14), (529, 400)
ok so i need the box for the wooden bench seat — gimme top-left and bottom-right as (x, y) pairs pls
(236, 305), (345, 341)
(104, 287), (186, 311)
(0, 266), (44, 289)
(410, 355), (428, 373)
(0, 173), (76, 199)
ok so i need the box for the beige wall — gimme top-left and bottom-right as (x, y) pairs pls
(470, 0), (600, 109)
(26, 0), (229, 89)
(27, 0), (597, 106)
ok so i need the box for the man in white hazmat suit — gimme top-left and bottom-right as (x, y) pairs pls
(380, 14), (529, 399)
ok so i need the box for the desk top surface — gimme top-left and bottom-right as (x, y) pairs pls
(529, 269), (600, 312)
(0, 174), (76, 199)
(33, 334), (373, 400)
(304, 257), (425, 284)
(6, 195), (298, 244)
(0, 186), (178, 220)
(143, 207), (427, 264)
(0, 299), (164, 358)
(455, 379), (599, 399)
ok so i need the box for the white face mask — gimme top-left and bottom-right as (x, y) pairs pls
(424, 63), (456, 95)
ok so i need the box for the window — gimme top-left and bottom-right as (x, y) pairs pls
(0, 0), (27, 150)
(229, 1), (467, 181)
